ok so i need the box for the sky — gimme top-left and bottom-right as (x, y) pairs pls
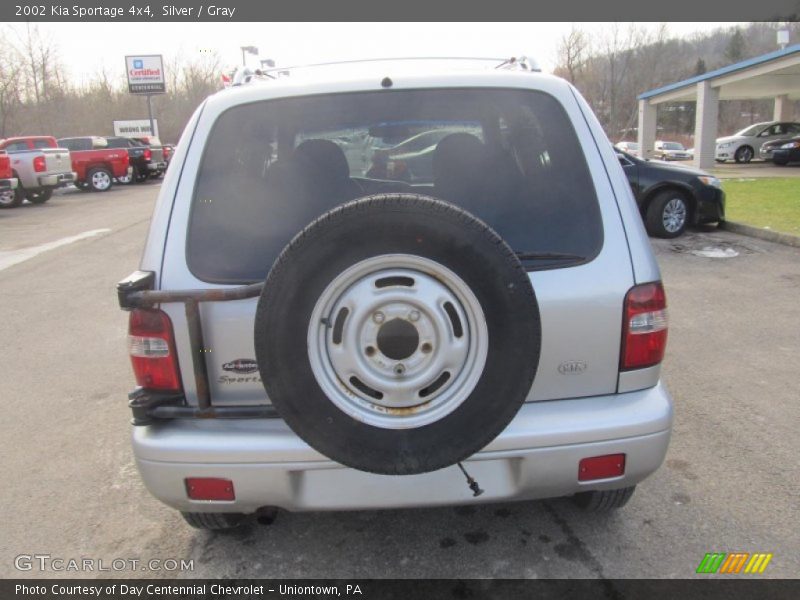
(13, 21), (747, 86)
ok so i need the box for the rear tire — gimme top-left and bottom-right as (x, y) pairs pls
(26, 188), (53, 204)
(646, 190), (689, 238)
(0, 187), (22, 208)
(573, 486), (636, 512)
(88, 167), (113, 192)
(134, 167), (149, 183)
(181, 512), (247, 531)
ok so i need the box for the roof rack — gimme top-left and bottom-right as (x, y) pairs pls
(227, 56), (541, 86)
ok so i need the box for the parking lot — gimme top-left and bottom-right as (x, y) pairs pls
(0, 183), (798, 579)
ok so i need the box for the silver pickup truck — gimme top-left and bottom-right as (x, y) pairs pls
(0, 136), (76, 206)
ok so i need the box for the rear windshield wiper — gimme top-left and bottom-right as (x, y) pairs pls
(515, 251), (586, 262)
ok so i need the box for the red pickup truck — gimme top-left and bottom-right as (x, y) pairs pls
(57, 136), (132, 192)
(0, 151), (19, 208)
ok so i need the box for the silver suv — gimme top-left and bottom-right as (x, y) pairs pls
(118, 59), (673, 530)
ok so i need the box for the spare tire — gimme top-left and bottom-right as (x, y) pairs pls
(254, 194), (541, 475)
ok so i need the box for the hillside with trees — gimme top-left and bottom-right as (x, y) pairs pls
(554, 22), (800, 144)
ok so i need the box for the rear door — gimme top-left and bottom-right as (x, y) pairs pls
(160, 80), (633, 407)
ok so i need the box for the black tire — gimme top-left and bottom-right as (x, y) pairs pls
(76, 181), (91, 192)
(734, 146), (754, 164)
(134, 167), (149, 183)
(645, 189), (690, 238)
(116, 171), (134, 185)
(573, 486), (636, 512)
(87, 167), (113, 192)
(715, 159), (726, 163)
(0, 186), (23, 208)
(254, 194), (541, 476)
(26, 188), (53, 204)
(149, 170), (163, 180)
(181, 512), (247, 531)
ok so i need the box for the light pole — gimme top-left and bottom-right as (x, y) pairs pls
(240, 46), (259, 66)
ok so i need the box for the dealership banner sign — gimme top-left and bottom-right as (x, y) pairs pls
(113, 119), (159, 137)
(125, 55), (166, 94)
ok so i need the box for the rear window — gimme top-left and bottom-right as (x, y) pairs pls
(188, 88), (603, 283)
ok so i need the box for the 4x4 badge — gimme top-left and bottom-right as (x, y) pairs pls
(558, 360), (587, 375)
(222, 359), (259, 374)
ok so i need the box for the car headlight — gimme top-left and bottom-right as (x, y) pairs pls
(717, 142), (732, 149)
(780, 141), (800, 149)
(697, 176), (721, 188)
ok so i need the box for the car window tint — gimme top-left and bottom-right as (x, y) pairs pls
(188, 89), (603, 283)
(32, 138), (54, 149)
(4, 141), (28, 152)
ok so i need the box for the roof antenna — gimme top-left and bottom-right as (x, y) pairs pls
(457, 462), (484, 497)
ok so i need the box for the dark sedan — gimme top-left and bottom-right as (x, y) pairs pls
(617, 151), (725, 238)
(762, 136), (800, 166)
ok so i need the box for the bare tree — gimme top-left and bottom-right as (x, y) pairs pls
(555, 26), (589, 85)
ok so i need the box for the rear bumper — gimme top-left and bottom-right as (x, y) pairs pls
(147, 161), (166, 172)
(132, 382), (673, 513)
(38, 172), (76, 187)
(0, 177), (18, 191)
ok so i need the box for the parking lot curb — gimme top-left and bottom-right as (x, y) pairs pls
(720, 220), (800, 248)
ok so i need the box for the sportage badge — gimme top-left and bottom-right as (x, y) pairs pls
(222, 359), (259, 374)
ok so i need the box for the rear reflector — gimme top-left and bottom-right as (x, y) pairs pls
(185, 478), (235, 501)
(128, 308), (181, 391)
(578, 454), (626, 481)
(620, 282), (668, 370)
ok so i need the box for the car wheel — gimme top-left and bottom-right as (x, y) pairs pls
(573, 486), (636, 512)
(116, 171), (133, 185)
(87, 167), (113, 192)
(26, 188), (53, 204)
(0, 187), (23, 208)
(254, 194), (542, 476)
(181, 512), (247, 531)
(134, 167), (149, 183)
(646, 190), (689, 238)
(734, 146), (754, 164)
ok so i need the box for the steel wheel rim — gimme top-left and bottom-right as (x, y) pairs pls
(307, 254), (488, 430)
(663, 197), (687, 233)
(0, 190), (14, 206)
(92, 171), (111, 190)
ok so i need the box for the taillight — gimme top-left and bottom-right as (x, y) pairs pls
(33, 155), (46, 172)
(143, 148), (152, 161)
(128, 308), (181, 391)
(620, 282), (668, 370)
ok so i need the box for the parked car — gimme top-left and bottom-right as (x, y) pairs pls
(118, 59), (673, 530)
(57, 136), (131, 192)
(132, 136), (167, 179)
(654, 140), (691, 161)
(759, 135), (800, 162)
(0, 136), (75, 207)
(716, 121), (800, 163)
(614, 141), (640, 156)
(770, 137), (800, 166)
(616, 150), (724, 238)
(104, 136), (152, 184)
(0, 151), (19, 208)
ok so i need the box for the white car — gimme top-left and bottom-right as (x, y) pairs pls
(715, 121), (800, 164)
(614, 141), (640, 156)
(654, 141), (691, 161)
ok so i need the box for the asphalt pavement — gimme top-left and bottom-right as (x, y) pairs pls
(0, 184), (798, 579)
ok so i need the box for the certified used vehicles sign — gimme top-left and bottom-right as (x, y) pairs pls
(125, 55), (166, 94)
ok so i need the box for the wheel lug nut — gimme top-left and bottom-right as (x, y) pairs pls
(372, 312), (385, 324)
(365, 346), (376, 357)
(409, 310), (420, 322)
(421, 342), (432, 354)
(394, 364), (406, 375)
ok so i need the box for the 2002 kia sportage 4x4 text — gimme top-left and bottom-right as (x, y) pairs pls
(118, 58), (673, 530)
